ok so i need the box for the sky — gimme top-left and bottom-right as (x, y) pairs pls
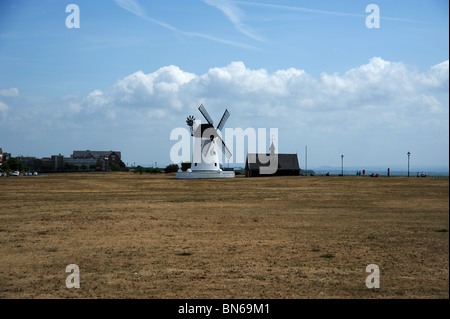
(0, 0), (448, 170)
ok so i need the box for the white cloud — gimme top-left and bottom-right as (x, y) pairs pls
(81, 58), (448, 125)
(425, 60), (449, 90)
(98, 66), (196, 110)
(68, 102), (82, 114)
(0, 87), (19, 97)
(65, 58), (448, 163)
(202, 0), (265, 42)
(87, 89), (110, 107)
(0, 88), (19, 118)
(0, 101), (8, 114)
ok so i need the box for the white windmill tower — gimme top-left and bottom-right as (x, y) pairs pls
(176, 104), (235, 179)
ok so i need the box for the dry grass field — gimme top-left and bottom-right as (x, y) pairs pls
(0, 173), (448, 299)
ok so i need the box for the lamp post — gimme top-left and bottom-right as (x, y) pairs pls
(341, 154), (344, 176)
(104, 157), (109, 172)
(407, 152), (411, 177)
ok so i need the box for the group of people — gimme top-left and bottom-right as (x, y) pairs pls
(325, 170), (429, 177)
(417, 172), (428, 177)
(356, 170), (381, 177)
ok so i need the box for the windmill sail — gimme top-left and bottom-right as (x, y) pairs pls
(216, 135), (232, 160)
(202, 140), (213, 157)
(198, 104), (214, 126)
(216, 109), (229, 132)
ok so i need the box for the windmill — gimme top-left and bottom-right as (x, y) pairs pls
(176, 104), (235, 179)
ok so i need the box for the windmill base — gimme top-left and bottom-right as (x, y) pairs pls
(175, 170), (235, 179)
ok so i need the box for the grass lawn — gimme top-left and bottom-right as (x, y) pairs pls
(0, 173), (448, 298)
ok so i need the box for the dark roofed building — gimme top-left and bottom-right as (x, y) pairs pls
(72, 150), (122, 165)
(245, 142), (300, 177)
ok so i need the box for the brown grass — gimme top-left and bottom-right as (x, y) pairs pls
(0, 173), (448, 299)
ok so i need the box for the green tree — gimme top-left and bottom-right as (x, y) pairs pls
(7, 158), (23, 171)
(1, 162), (10, 172)
(136, 165), (145, 174)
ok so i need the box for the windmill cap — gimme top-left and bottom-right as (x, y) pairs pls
(193, 123), (218, 138)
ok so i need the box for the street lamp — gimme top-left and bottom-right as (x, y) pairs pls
(407, 152), (411, 177)
(341, 154), (344, 176)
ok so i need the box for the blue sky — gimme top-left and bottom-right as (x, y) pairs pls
(0, 0), (448, 170)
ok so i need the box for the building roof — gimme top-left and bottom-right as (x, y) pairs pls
(72, 150), (121, 159)
(246, 153), (300, 171)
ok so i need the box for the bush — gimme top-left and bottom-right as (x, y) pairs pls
(181, 162), (191, 171)
(136, 166), (145, 174)
(111, 164), (121, 171)
(165, 164), (179, 173)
